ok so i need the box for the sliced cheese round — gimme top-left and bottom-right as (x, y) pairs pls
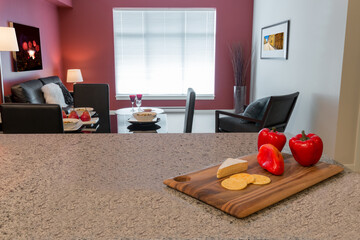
(230, 173), (255, 184)
(221, 178), (248, 190)
(252, 174), (271, 185)
(216, 158), (248, 179)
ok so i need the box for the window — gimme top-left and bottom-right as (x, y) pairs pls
(113, 8), (216, 100)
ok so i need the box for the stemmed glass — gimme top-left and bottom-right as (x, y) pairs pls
(136, 94), (142, 112)
(129, 95), (136, 112)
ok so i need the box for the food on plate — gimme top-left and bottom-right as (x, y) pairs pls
(216, 158), (248, 178)
(74, 107), (93, 112)
(258, 128), (286, 152)
(80, 110), (91, 122)
(143, 108), (152, 112)
(289, 130), (323, 167)
(62, 110), (67, 119)
(257, 144), (284, 175)
(137, 112), (154, 116)
(68, 110), (79, 119)
(63, 119), (78, 124)
(221, 177), (248, 190)
(230, 173), (255, 184)
(74, 107), (94, 118)
(252, 174), (271, 185)
(133, 111), (157, 121)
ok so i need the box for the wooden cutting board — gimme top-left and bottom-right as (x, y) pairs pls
(163, 153), (343, 218)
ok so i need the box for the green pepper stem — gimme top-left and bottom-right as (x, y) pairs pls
(271, 127), (276, 132)
(300, 130), (310, 141)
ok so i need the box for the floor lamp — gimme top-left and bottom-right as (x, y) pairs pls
(0, 27), (19, 103)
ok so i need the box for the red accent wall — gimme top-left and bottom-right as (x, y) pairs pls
(0, 0), (63, 97)
(59, 0), (253, 110)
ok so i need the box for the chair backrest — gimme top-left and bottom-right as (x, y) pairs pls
(184, 88), (196, 133)
(260, 92), (299, 131)
(0, 103), (64, 134)
(73, 84), (110, 133)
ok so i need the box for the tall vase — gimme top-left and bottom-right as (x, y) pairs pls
(234, 85), (246, 114)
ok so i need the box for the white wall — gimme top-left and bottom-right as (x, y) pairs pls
(335, 0), (360, 169)
(251, 0), (348, 158)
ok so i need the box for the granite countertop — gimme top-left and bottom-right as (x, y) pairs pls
(0, 133), (359, 239)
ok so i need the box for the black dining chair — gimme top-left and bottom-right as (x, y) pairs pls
(0, 103), (64, 134)
(73, 83), (111, 133)
(184, 88), (196, 133)
(215, 92), (299, 132)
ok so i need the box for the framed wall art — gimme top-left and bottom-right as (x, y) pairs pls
(260, 20), (290, 59)
(9, 22), (43, 71)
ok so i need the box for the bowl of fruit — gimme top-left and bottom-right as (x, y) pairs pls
(132, 111), (157, 122)
(67, 109), (91, 122)
(73, 107), (94, 117)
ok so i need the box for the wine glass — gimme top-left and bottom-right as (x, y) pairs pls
(129, 95), (136, 112)
(136, 94), (142, 112)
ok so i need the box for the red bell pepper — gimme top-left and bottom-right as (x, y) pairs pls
(258, 128), (287, 152)
(257, 144), (284, 175)
(289, 130), (323, 167)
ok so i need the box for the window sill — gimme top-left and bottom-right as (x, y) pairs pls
(116, 94), (215, 100)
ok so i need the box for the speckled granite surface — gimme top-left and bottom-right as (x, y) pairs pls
(0, 133), (358, 239)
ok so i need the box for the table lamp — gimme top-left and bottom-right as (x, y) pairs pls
(0, 27), (19, 103)
(66, 69), (83, 85)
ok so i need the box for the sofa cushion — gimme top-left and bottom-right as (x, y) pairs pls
(11, 79), (45, 103)
(235, 97), (270, 124)
(39, 76), (61, 85)
(41, 83), (67, 108)
(10, 84), (27, 103)
(39, 76), (73, 105)
(56, 82), (73, 105)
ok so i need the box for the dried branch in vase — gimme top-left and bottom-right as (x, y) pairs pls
(230, 43), (251, 87)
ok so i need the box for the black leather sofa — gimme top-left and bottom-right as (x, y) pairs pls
(5, 76), (73, 106)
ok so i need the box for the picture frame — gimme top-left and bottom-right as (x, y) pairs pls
(260, 20), (290, 60)
(9, 22), (43, 72)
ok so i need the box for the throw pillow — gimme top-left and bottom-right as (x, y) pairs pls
(237, 97), (270, 123)
(56, 82), (73, 106)
(41, 83), (67, 108)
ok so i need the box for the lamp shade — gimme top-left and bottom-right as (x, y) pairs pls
(0, 27), (19, 51)
(67, 69), (83, 83)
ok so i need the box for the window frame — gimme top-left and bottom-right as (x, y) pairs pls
(113, 8), (217, 100)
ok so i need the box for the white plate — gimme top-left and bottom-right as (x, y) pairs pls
(128, 117), (160, 124)
(81, 117), (99, 126)
(64, 120), (83, 132)
(63, 118), (80, 127)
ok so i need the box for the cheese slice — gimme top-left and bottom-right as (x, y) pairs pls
(216, 158), (248, 179)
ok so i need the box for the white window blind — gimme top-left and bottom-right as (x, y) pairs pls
(113, 8), (216, 100)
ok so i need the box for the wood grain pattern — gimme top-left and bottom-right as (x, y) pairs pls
(163, 153), (343, 218)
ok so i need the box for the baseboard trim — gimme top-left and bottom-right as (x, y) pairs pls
(344, 163), (359, 172)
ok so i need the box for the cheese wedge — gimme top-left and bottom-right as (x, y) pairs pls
(216, 158), (248, 179)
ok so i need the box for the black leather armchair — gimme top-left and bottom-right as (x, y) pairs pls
(216, 92), (299, 132)
(0, 103), (64, 134)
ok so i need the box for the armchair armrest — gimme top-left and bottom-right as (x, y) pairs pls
(215, 110), (262, 133)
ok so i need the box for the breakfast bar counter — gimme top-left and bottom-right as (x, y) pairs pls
(0, 133), (359, 239)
